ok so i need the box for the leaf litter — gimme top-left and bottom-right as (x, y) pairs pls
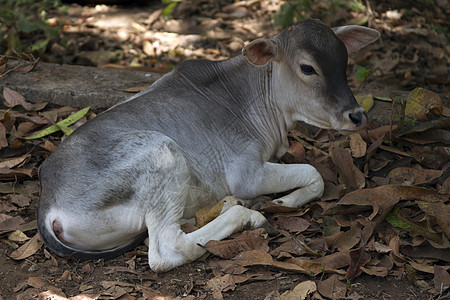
(1, 86), (447, 299)
(1, 0), (450, 296)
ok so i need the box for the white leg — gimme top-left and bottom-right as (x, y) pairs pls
(229, 162), (324, 208)
(146, 204), (269, 272)
(143, 140), (271, 272)
(186, 205), (269, 245)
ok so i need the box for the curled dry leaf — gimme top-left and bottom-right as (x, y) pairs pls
(204, 274), (250, 293)
(349, 133), (367, 158)
(0, 122), (8, 149)
(0, 155), (29, 169)
(417, 200), (450, 240)
(8, 230), (30, 242)
(195, 201), (224, 228)
(347, 247), (371, 279)
(268, 215), (310, 233)
(280, 280), (316, 300)
(317, 274), (347, 299)
(205, 229), (269, 259)
(0, 215), (25, 231)
(388, 167), (444, 185)
(329, 146), (365, 190)
(2, 87), (47, 111)
(323, 185), (448, 218)
(286, 257), (346, 276)
(332, 225), (362, 251)
(433, 266), (450, 293)
(9, 233), (42, 260)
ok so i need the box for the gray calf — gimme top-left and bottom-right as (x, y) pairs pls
(37, 19), (379, 272)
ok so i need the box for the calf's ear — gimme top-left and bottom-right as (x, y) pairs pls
(332, 25), (380, 55)
(242, 38), (277, 66)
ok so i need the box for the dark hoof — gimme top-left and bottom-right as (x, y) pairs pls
(260, 222), (278, 236)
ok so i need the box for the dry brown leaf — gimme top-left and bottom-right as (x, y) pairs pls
(42, 139), (58, 152)
(268, 215), (310, 233)
(403, 129), (450, 145)
(195, 201), (224, 228)
(349, 133), (367, 158)
(27, 277), (48, 289)
(361, 255), (393, 277)
(181, 222), (198, 233)
(10, 194), (33, 207)
(0, 214), (25, 231)
(233, 250), (307, 273)
(367, 125), (397, 142)
(408, 260), (435, 274)
(9, 233), (42, 260)
(433, 266), (450, 293)
(81, 263), (95, 274)
(280, 280), (316, 300)
(332, 226), (362, 251)
(286, 257), (346, 276)
(388, 167), (443, 185)
(371, 242), (392, 254)
(0, 199), (17, 213)
(8, 230), (30, 242)
(346, 247), (371, 279)
(324, 185), (448, 218)
(204, 274), (250, 293)
(317, 274), (347, 299)
(442, 106), (450, 118)
(205, 229), (269, 259)
(0, 122), (8, 148)
(0, 155), (29, 169)
(270, 239), (308, 257)
(2, 87), (47, 111)
(0, 167), (34, 179)
(286, 141), (307, 163)
(15, 121), (38, 138)
(3, 87), (26, 107)
(329, 146), (365, 190)
(101, 281), (135, 289)
(208, 259), (248, 276)
(417, 200), (450, 239)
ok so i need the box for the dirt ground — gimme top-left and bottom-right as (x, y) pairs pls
(1, 0), (449, 299)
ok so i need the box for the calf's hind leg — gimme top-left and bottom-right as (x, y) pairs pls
(144, 139), (269, 272)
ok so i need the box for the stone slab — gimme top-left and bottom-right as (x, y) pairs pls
(1, 62), (162, 109)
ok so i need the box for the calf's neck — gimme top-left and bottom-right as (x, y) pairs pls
(37, 19), (380, 272)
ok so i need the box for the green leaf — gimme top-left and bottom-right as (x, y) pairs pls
(162, 2), (177, 18)
(273, 3), (295, 28)
(29, 38), (50, 51)
(25, 106), (90, 139)
(17, 15), (39, 33)
(374, 96), (392, 102)
(355, 65), (371, 84)
(385, 207), (443, 244)
(59, 5), (69, 13)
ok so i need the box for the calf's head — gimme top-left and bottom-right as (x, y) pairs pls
(242, 19), (380, 132)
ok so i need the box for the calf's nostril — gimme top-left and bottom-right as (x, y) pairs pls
(349, 111), (363, 127)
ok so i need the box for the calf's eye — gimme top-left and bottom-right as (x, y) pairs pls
(300, 64), (317, 75)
